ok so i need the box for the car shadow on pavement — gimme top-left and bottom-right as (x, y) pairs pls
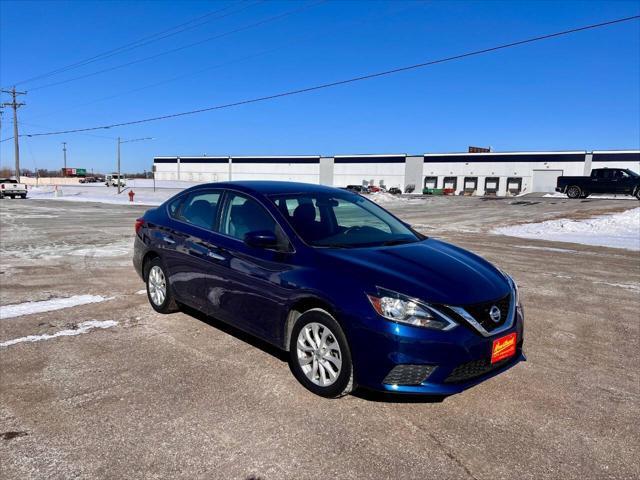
(353, 389), (446, 403)
(179, 305), (289, 362)
(180, 305), (447, 404)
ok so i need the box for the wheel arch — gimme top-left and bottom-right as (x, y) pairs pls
(283, 297), (340, 352)
(141, 250), (161, 281)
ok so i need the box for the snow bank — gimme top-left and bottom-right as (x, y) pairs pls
(1, 295), (111, 320)
(0, 320), (118, 348)
(369, 192), (424, 205)
(543, 193), (636, 200)
(27, 186), (175, 206)
(493, 208), (640, 250)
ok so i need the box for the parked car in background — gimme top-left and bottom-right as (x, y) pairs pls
(344, 185), (365, 193)
(134, 181), (524, 398)
(388, 187), (402, 195)
(556, 168), (640, 199)
(367, 185), (381, 193)
(79, 176), (98, 184)
(0, 178), (27, 199)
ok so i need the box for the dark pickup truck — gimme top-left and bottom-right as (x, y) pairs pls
(556, 168), (640, 199)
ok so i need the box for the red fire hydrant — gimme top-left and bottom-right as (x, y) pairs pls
(128, 190), (135, 203)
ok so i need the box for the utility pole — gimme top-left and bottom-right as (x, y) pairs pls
(62, 142), (67, 171)
(0, 107), (4, 166)
(1, 87), (26, 182)
(117, 137), (153, 194)
(117, 137), (121, 194)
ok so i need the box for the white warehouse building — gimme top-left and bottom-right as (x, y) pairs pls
(153, 150), (640, 196)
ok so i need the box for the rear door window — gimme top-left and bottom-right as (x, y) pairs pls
(177, 191), (221, 230)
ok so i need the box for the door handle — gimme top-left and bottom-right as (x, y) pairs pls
(162, 235), (176, 244)
(207, 250), (226, 261)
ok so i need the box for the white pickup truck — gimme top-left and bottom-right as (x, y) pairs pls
(0, 178), (27, 199)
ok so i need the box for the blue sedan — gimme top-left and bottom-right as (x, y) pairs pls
(133, 181), (524, 398)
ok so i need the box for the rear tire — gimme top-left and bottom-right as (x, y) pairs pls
(145, 257), (178, 314)
(289, 309), (354, 398)
(635, 188), (640, 200)
(566, 186), (581, 199)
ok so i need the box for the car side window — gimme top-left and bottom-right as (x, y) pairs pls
(167, 196), (184, 218)
(177, 191), (221, 230)
(221, 193), (277, 239)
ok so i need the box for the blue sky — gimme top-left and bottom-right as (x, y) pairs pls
(1, 0), (638, 173)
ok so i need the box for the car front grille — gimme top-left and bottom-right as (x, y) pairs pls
(383, 364), (436, 386)
(438, 293), (511, 335)
(464, 294), (511, 333)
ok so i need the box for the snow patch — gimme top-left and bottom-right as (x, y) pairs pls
(0, 320), (118, 348)
(2, 241), (132, 260)
(369, 192), (425, 205)
(27, 185), (173, 206)
(135, 289), (147, 295)
(593, 282), (640, 292)
(543, 193), (636, 201)
(512, 245), (579, 253)
(1, 295), (111, 320)
(493, 208), (640, 251)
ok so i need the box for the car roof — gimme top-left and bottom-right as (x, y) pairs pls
(185, 180), (344, 196)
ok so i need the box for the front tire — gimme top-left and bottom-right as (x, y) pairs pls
(566, 186), (581, 199)
(289, 309), (354, 398)
(145, 258), (178, 314)
(635, 188), (640, 200)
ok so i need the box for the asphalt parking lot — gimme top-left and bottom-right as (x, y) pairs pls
(1, 196), (638, 480)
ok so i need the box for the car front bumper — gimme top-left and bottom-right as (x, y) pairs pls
(346, 307), (525, 396)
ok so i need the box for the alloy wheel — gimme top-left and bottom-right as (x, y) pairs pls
(148, 265), (167, 306)
(567, 186), (581, 198)
(296, 322), (342, 387)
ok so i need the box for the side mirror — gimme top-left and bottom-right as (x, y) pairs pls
(244, 230), (279, 249)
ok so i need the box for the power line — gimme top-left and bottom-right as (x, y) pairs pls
(29, 0), (427, 121)
(9, 2), (256, 87)
(26, 1), (326, 92)
(7, 14), (640, 141)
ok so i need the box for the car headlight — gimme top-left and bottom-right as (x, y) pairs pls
(367, 287), (456, 330)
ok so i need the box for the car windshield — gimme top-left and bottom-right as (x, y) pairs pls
(270, 191), (421, 248)
(624, 169), (639, 177)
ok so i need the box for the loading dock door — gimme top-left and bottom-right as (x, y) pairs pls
(532, 170), (563, 193)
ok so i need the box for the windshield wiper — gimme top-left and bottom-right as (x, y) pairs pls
(381, 239), (417, 246)
(314, 243), (359, 249)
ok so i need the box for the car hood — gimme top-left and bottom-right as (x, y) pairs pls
(318, 238), (510, 306)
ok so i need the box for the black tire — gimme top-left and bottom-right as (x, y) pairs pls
(289, 309), (354, 398)
(580, 192), (590, 199)
(566, 186), (581, 199)
(20, 194), (27, 199)
(144, 257), (179, 314)
(635, 188), (640, 200)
